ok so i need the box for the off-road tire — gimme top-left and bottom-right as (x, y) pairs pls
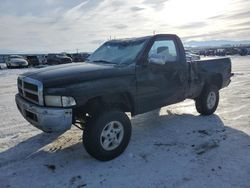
(83, 110), (132, 161)
(195, 85), (219, 115)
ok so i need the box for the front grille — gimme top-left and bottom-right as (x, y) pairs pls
(18, 76), (43, 105)
(23, 82), (38, 91)
(25, 92), (39, 102)
(18, 79), (22, 87)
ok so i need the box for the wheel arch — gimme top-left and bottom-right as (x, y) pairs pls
(79, 92), (135, 116)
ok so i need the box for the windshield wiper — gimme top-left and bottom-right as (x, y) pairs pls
(92, 60), (115, 64)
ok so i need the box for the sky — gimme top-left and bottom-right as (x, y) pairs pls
(0, 0), (249, 53)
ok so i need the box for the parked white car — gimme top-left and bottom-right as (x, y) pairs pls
(6, 55), (29, 68)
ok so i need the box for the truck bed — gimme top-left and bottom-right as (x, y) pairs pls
(195, 57), (232, 88)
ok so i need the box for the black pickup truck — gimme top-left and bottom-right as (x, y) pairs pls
(16, 34), (232, 161)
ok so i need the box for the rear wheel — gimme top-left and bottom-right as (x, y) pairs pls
(195, 85), (219, 115)
(83, 110), (131, 161)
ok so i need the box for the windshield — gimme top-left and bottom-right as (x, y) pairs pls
(88, 38), (148, 64)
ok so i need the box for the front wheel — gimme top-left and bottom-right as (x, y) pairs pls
(83, 110), (132, 161)
(195, 85), (219, 115)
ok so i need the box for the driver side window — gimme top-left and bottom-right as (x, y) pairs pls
(148, 39), (177, 65)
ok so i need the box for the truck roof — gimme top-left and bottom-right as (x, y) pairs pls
(108, 34), (178, 43)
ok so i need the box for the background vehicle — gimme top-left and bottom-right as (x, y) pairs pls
(71, 53), (91, 62)
(6, 55), (29, 68)
(16, 34), (232, 161)
(185, 50), (200, 61)
(47, 53), (72, 65)
(26, 55), (40, 66)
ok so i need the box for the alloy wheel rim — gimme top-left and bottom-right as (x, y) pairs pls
(207, 91), (216, 109)
(100, 121), (124, 151)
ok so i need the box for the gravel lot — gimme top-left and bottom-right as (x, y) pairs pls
(0, 56), (250, 188)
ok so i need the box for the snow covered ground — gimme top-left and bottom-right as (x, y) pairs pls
(0, 56), (250, 188)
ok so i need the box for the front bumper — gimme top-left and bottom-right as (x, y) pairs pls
(15, 94), (72, 132)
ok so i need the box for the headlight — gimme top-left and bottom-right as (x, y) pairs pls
(45, 96), (76, 107)
(62, 96), (76, 107)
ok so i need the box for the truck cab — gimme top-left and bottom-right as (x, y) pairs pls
(134, 34), (190, 113)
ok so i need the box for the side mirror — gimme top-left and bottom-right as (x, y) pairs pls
(148, 54), (165, 65)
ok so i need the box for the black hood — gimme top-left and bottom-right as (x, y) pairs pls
(21, 62), (134, 87)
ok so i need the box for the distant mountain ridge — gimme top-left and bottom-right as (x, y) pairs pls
(0, 49), (18, 54)
(184, 40), (250, 47)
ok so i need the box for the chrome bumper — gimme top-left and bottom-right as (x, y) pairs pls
(15, 94), (72, 132)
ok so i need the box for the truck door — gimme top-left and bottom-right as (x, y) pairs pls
(136, 36), (189, 113)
